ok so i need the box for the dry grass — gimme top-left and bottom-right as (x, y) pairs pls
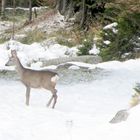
(109, 0), (140, 13)
(20, 28), (46, 44)
(129, 93), (140, 108)
(48, 23), (103, 47)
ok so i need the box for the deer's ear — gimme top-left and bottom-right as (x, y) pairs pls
(11, 50), (17, 54)
(11, 50), (17, 56)
(14, 50), (17, 54)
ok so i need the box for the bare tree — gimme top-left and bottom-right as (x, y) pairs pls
(12, 0), (16, 39)
(61, 0), (69, 14)
(80, 0), (87, 28)
(55, 0), (61, 10)
(28, 0), (32, 22)
(1, 0), (6, 19)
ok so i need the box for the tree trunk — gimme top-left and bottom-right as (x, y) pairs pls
(65, 0), (74, 20)
(1, 0), (6, 19)
(80, 0), (87, 28)
(61, 0), (69, 14)
(12, 0), (16, 39)
(56, 0), (61, 11)
(28, 0), (32, 22)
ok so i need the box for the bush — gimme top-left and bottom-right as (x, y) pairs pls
(78, 39), (93, 55)
(100, 12), (140, 61)
(129, 83), (140, 107)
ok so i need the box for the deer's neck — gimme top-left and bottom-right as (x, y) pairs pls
(14, 57), (25, 76)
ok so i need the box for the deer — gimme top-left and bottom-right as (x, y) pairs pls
(10, 50), (59, 108)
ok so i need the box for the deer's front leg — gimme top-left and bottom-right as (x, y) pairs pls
(26, 86), (31, 106)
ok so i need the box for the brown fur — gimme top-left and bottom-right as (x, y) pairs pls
(11, 50), (59, 108)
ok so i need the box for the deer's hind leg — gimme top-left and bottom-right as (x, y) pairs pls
(51, 88), (58, 109)
(47, 94), (54, 107)
(25, 85), (31, 106)
(46, 87), (58, 109)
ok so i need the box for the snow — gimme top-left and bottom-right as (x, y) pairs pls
(68, 65), (80, 70)
(1, 58), (140, 139)
(6, 6), (48, 11)
(0, 48), (9, 67)
(0, 40), (78, 69)
(1, 40), (140, 139)
(103, 40), (111, 45)
(103, 22), (118, 33)
(0, 21), (13, 34)
(89, 43), (100, 55)
(103, 22), (118, 30)
(27, 11), (65, 34)
(67, 61), (93, 69)
(30, 61), (43, 69)
(65, 47), (79, 57)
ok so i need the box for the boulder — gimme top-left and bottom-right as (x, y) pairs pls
(110, 109), (129, 124)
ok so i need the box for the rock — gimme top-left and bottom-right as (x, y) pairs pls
(43, 55), (102, 67)
(109, 109), (129, 124)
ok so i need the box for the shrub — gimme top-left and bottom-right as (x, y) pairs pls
(100, 12), (140, 61)
(78, 39), (93, 55)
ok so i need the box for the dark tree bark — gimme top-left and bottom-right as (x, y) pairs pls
(56, 0), (106, 29)
(34, 8), (37, 18)
(80, 0), (87, 28)
(28, 0), (32, 22)
(61, 0), (69, 14)
(66, 0), (75, 19)
(1, 0), (6, 19)
(56, 0), (61, 11)
(12, 0), (16, 39)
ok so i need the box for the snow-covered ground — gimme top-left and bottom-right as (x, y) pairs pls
(0, 6), (140, 139)
(1, 43), (140, 139)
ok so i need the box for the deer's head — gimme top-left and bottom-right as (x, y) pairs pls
(11, 50), (17, 58)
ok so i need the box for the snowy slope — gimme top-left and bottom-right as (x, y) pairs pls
(0, 40), (79, 70)
(1, 38), (140, 140)
(1, 58), (140, 140)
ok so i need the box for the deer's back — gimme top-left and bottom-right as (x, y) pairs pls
(21, 69), (58, 88)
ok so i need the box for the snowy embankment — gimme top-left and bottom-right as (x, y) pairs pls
(1, 40), (140, 139)
(0, 40), (101, 70)
(0, 40), (78, 69)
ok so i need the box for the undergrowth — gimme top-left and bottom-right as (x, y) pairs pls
(20, 28), (46, 44)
